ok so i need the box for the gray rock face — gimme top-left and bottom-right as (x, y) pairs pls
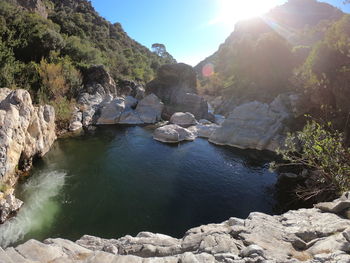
(0, 193), (23, 224)
(97, 98), (125, 125)
(209, 94), (305, 151)
(135, 94), (164, 124)
(170, 112), (197, 127)
(153, 124), (196, 143)
(3, 195), (350, 262)
(189, 122), (220, 139)
(146, 63), (210, 120)
(0, 88), (56, 223)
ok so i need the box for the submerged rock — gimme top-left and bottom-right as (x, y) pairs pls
(3, 195), (350, 262)
(153, 124), (196, 143)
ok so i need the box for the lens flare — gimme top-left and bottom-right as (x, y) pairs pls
(202, 63), (214, 77)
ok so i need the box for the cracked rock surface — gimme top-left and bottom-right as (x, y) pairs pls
(2, 193), (350, 262)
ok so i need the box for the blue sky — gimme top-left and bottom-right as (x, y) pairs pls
(90, 0), (350, 66)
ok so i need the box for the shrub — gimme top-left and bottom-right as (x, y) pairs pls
(274, 120), (350, 200)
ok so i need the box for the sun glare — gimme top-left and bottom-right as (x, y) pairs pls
(211, 0), (278, 29)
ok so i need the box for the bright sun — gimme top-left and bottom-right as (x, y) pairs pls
(212, 0), (278, 29)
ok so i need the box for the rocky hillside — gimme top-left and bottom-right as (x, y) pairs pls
(1, 193), (350, 262)
(0, 0), (176, 128)
(195, 0), (348, 114)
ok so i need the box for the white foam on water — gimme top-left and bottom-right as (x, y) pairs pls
(0, 171), (66, 247)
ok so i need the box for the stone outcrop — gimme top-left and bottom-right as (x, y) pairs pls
(2, 193), (350, 262)
(209, 94), (306, 151)
(96, 94), (164, 125)
(0, 88), (56, 223)
(71, 66), (159, 130)
(10, 0), (49, 18)
(146, 63), (210, 120)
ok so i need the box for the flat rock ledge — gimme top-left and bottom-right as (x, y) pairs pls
(2, 193), (350, 263)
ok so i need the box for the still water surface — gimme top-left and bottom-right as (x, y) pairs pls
(0, 126), (277, 247)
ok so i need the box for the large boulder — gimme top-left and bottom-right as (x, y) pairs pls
(170, 112), (197, 127)
(209, 94), (306, 151)
(0, 88), (56, 223)
(153, 124), (196, 143)
(135, 94), (164, 124)
(96, 98), (125, 125)
(146, 63), (210, 120)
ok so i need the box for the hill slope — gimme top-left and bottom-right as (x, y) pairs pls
(195, 0), (345, 106)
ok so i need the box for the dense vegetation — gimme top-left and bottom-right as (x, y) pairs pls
(0, 0), (175, 124)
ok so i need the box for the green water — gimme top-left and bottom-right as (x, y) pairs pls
(0, 126), (278, 247)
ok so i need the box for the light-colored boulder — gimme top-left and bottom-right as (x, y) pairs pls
(209, 94), (305, 151)
(125, 96), (138, 109)
(153, 124), (195, 143)
(0, 88), (56, 207)
(170, 112), (197, 127)
(15, 239), (65, 262)
(69, 109), (83, 132)
(214, 115), (225, 125)
(97, 98), (125, 125)
(136, 94), (164, 124)
(189, 123), (219, 138)
(118, 110), (144, 125)
(0, 193), (23, 223)
(0, 89), (56, 223)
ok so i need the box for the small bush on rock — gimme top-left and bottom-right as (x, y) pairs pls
(274, 120), (350, 201)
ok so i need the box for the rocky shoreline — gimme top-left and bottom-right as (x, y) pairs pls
(0, 193), (349, 263)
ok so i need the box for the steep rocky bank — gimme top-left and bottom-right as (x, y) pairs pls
(0, 88), (56, 223)
(1, 193), (350, 263)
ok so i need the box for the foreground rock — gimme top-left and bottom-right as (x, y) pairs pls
(0, 88), (56, 222)
(146, 63), (211, 120)
(153, 124), (196, 143)
(3, 193), (350, 262)
(209, 94), (306, 151)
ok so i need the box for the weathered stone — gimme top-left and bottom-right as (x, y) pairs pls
(170, 112), (197, 127)
(135, 94), (164, 124)
(153, 124), (196, 143)
(0, 88), (56, 223)
(15, 239), (65, 262)
(97, 98), (125, 125)
(189, 123), (219, 138)
(125, 96), (138, 109)
(315, 192), (350, 214)
(69, 109), (83, 132)
(209, 94), (306, 151)
(118, 110), (143, 125)
(0, 194), (23, 224)
(240, 245), (265, 258)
